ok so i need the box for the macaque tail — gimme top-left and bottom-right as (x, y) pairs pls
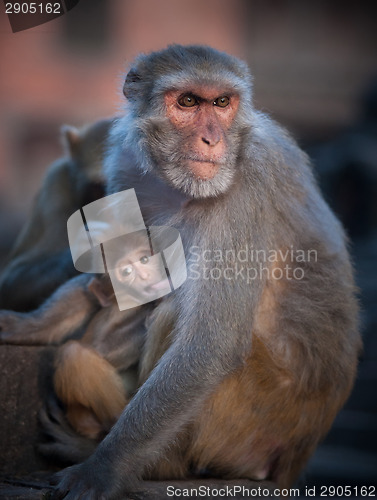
(54, 341), (127, 437)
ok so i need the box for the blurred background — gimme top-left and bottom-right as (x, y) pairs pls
(0, 0), (376, 490)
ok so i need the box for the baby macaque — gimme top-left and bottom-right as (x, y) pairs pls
(0, 231), (164, 440)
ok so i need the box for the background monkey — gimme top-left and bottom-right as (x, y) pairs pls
(0, 118), (112, 312)
(0, 45), (361, 497)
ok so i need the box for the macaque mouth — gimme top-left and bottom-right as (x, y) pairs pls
(186, 158), (220, 180)
(143, 278), (170, 294)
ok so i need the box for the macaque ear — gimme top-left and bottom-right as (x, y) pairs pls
(61, 125), (81, 158)
(123, 67), (142, 100)
(88, 277), (114, 308)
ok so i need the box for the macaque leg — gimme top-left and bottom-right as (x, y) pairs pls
(54, 340), (127, 439)
(144, 289), (353, 486)
(144, 336), (341, 486)
(0, 274), (98, 345)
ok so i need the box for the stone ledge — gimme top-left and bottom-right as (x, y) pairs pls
(0, 345), (56, 476)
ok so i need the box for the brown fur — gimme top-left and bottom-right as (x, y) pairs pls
(54, 340), (127, 438)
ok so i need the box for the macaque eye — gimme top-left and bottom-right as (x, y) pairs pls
(214, 96), (230, 108)
(178, 95), (197, 107)
(140, 256), (149, 265)
(121, 265), (133, 277)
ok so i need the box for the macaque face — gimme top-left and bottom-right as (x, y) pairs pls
(164, 86), (239, 182)
(144, 84), (242, 199)
(113, 245), (169, 301)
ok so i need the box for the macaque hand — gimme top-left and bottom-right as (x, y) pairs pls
(53, 457), (134, 500)
(0, 310), (30, 344)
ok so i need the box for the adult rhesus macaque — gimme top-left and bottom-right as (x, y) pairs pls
(2, 45), (361, 497)
(0, 119), (112, 312)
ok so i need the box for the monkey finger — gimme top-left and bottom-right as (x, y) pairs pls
(0, 313), (22, 343)
(51, 466), (84, 497)
(0, 329), (23, 344)
(53, 463), (108, 500)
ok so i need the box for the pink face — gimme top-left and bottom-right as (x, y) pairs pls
(164, 87), (239, 180)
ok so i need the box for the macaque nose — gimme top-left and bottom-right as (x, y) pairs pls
(138, 269), (149, 280)
(201, 132), (221, 147)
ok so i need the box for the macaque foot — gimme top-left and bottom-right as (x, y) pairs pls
(38, 396), (97, 464)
